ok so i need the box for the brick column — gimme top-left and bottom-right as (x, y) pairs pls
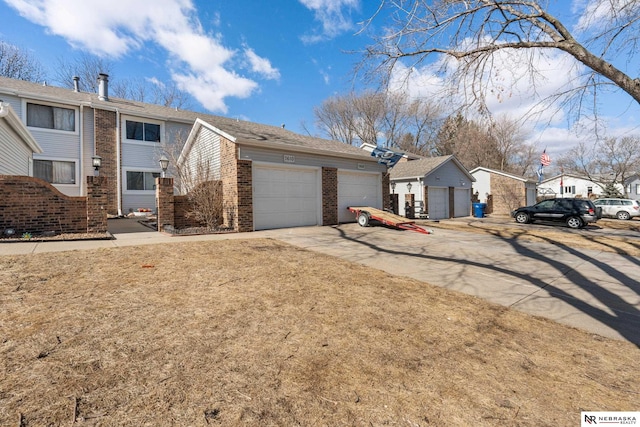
(87, 176), (108, 233)
(156, 177), (175, 231)
(236, 160), (253, 232)
(94, 109), (119, 215)
(322, 167), (338, 225)
(382, 172), (390, 211)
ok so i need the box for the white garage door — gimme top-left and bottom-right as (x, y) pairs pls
(428, 187), (448, 220)
(253, 165), (320, 230)
(454, 188), (471, 217)
(338, 171), (381, 223)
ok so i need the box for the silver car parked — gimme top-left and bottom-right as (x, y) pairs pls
(592, 198), (640, 220)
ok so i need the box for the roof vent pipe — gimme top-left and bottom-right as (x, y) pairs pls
(98, 73), (109, 101)
(73, 76), (80, 92)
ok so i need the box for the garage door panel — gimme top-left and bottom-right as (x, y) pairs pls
(338, 171), (381, 223)
(454, 188), (470, 218)
(428, 187), (448, 220)
(253, 165), (320, 230)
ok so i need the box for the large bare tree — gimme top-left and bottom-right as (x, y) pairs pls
(314, 90), (442, 153)
(0, 41), (46, 82)
(362, 0), (640, 119)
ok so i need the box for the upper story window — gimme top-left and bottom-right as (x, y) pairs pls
(27, 103), (75, 132)
(126, 120), (161, 142)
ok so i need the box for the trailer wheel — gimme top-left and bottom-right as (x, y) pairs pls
(357, 212), (370, 227)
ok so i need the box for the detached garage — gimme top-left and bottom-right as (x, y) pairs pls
(178, 118), (388, 232)
(389, 155), (474, 220)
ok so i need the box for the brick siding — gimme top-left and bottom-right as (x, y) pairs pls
(322, 167), (338, 225)
(94, 109), (119, 215)
(490, 174), (526, 215)
(0, 175), (109, 235)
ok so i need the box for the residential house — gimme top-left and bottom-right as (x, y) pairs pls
(177, 118), (387, 230)
(0, 102), (43, 176)
(470, 167), (537, 214)
(0, 75), (386, 231)
(624, 174), (640, 200)
(389, 155), (474, 219)
(538, 174), (624, 199)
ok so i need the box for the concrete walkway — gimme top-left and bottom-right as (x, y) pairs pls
(1, 223), (638, 346)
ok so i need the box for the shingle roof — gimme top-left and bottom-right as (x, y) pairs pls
(389, 156), (453, 179)
(0, 76), (373, 160)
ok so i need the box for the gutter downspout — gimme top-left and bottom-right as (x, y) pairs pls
(116, 109), (122, 216)
(79, 105), (84, 196)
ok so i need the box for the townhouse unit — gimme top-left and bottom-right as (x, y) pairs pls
(0, 75), (387, 231)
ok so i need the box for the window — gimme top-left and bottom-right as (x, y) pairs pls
(126, 171), (160, 191)
(636, 184), (640, 195)
(126, 120), (161, 142)
(27, 103), (75, 131)
(33, 160), (76, 184)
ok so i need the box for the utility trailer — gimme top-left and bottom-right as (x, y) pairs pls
(347, 206), (433, 234)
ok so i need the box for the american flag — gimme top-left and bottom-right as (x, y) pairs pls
(540, 150), (551, 166)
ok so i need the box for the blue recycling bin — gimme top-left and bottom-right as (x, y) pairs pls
(473, 202), (487, 218)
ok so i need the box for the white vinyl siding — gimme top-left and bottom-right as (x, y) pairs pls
(0, 122), (32, 175)
(186, 127), (221, 182)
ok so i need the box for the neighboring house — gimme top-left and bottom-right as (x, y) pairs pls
(470, 167), (537, 214)
(538, 174), (624, 199)
(0, 75), (386, 231)
(177, 118), (386, 230)
(624, 174), (640, 199)
(389, 155), (474, 219)
(0, 102), (43, 175)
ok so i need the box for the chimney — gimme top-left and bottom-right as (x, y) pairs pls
(98, 73), (109, 101)
(73, 76), (80, 92)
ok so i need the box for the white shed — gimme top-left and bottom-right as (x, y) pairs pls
(0, 102), (42, 176)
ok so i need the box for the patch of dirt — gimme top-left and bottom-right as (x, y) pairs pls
(1, 239), (638, 426)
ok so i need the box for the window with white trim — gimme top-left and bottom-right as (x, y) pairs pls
(27, 103), (75, 131)
(125, 120), (161, 142)
(126, 171), (160, 191)
(33, 160), (76, 184)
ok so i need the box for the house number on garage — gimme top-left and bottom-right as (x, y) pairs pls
(284, 154), (295, 163)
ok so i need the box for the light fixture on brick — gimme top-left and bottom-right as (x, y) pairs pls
(92, 155), (102, 176)
(159, 155), (169, 178)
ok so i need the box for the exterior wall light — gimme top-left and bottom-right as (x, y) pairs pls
(407, 182), (412, 193)
(159, 155), (169, 178)
(92, 155), (102, 176)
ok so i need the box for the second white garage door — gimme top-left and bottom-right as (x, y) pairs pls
(428, 187), (449, 220)
(338, 171), (381, 223)
(253, 165), (320, 230)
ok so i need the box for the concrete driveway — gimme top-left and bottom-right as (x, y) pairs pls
(1, 221), (638, 346)
(261, 223), (640, 346)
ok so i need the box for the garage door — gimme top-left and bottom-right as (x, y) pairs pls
(253, 165), (320, 230)
(454, 188), (471, 217)
(428, 187), (448, 220)
(338, 171), (381, 223)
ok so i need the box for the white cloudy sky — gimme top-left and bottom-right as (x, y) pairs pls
(2, 0), (639, 158)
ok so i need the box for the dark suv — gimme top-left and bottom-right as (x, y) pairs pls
(511, 198), (601, 229)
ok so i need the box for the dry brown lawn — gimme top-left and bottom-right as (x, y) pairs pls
(1, 237), (638, 426)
